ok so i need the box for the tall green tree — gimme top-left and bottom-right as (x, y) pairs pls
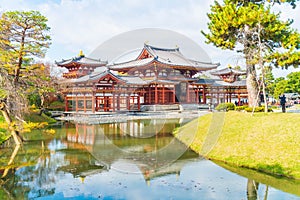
(0, 11), (51, 145)
(273, 77), (288, 99)
(202, 0), (300, 107)
(271, 72), (300, 99)
(286, 71), (300, 94)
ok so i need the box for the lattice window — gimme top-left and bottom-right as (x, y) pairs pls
(158, 69), (168, 77)
(170, 69), (181, 76)
(145, 69), (155, 77)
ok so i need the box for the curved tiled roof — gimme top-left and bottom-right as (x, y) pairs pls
(212, 80), (246, 87)
(108, 44), (219, 71)
(108, 58), (153, 70)
(210, 68), (246, 76)
(56, 55), (108, 68)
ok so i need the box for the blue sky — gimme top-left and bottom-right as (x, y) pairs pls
(0, 0), (299, 77)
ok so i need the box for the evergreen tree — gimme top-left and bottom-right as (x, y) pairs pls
(202, 0), (300, 107)
(0, 11), (51, 145)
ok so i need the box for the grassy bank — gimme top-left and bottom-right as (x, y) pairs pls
(174, 112), (300, 179)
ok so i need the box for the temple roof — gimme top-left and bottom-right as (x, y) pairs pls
(108, 44), (219, 71)
(61, 70), (148, 85)
(210, 67), (246, 76)
(193, 78), (217, 85)
(212, 80), (247, 87)
(119, 76), (148, 85)
(193, 78), (246, 87)
(56, 54), (108, 68)
(108, 58), (153, 70)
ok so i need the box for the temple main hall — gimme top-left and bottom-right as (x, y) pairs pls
(56, 43), (247, 113)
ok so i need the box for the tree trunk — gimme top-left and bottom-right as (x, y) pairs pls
(13, 31), (25, 86)
(262, 79), (268, 113)
(247, 179), (259, 200)
(1, 145), (20, 178)
(0, 103), (22, 145)
(246, 64), (260, 107)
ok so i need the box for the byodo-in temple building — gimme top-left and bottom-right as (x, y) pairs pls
(56, 43), (247, 113)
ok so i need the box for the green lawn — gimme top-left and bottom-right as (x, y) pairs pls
(174, 112), (300, 179)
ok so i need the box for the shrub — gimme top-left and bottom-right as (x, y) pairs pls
(235, 105), (248, 111)
(244, 106), (273, 112)
(44, 111), (52, 117)
(47, 101), (65, 111)
(215, 102), (235, 111)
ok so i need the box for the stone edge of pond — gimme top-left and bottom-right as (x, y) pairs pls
(57, 110), (209, 124)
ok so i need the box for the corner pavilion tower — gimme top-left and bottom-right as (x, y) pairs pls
(56, 50), (107, 79)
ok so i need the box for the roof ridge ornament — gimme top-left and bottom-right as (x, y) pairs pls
(78, 50), (85, 57)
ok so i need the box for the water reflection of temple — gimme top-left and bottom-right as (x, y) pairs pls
(65, 118), (182, 146)
(62, 119), (200, 182)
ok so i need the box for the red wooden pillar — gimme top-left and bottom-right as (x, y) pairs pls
(113, 93), (115, 112)
(83, 94), (86, 112)
(75, 95), (78, 112)
(155, 84), (158, 104)
(127, 95), (130, 110)
(173, 85), (176, 103)
(217, 87), (220, 104)
(95, 97), (98, 112)
(196, 87), (199, 104)
(149, 87), (152, 104)
(65, 96), (68, 112)
(162, 85), (165, 104)
(103, 92), (106, 112)
(238, 94), (241, 106)
(137, 95), (140, 111)
(203, 86), (206, 104)
(92, 92), (95, 113)
(117, 95), (120, 110)
(186, 83), (190, 103)
(112, 85), (115, 112)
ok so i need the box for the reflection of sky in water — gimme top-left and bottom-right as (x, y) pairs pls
(32, 158), (299, 200)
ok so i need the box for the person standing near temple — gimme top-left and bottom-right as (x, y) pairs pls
(279, 94), (286, 113)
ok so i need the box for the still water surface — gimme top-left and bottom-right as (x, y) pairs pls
(0, 118), (299, 200)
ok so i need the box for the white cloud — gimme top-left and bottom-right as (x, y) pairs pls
(0, 0), (299, 77)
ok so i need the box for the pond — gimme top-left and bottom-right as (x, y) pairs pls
(0, 118), (300, 200)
